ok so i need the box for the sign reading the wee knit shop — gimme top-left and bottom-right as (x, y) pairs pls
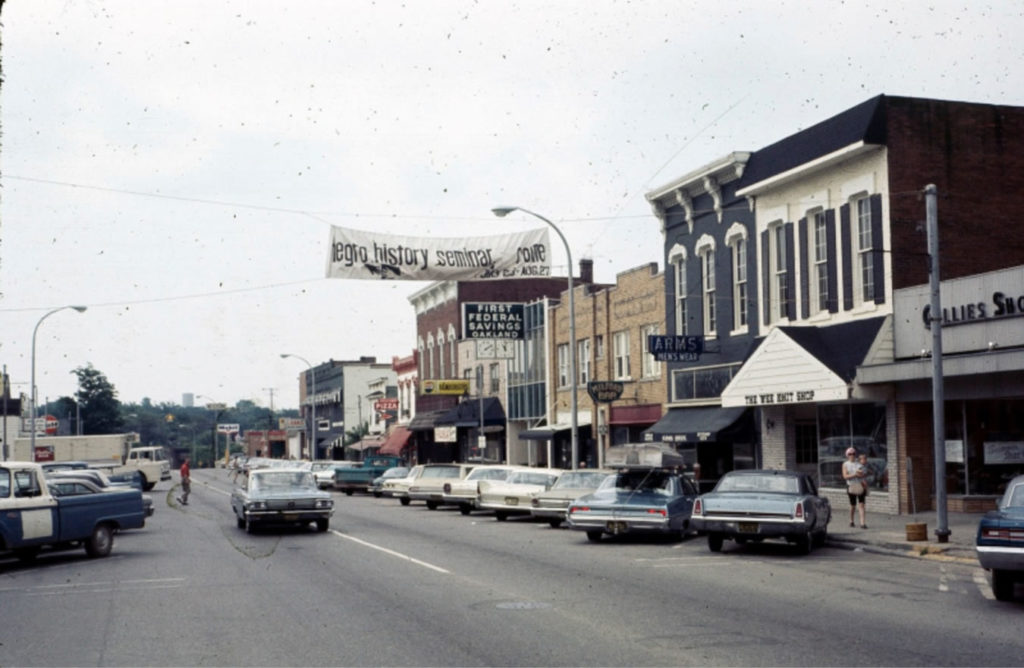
(647, 335), (704, 362)
(462, 302), (525, 339)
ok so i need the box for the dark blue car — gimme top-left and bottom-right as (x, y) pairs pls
(976, 474), (1024, 601)
(567, 467), (699, 542)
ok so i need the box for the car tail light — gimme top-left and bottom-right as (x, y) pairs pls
(646, 508), (667, 517)
(694, 498), (703, 516)
(570, 505), (589, 514)
(794, 502), (804, 519)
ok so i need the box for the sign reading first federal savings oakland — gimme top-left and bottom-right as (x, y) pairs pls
(326, 226), (551, 281)
(647, 335), (704, 362)
(462, 302), (525, 339)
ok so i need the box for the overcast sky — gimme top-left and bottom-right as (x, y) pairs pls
(3, 1), (1022, 412)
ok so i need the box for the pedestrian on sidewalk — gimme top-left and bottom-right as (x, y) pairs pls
(178, 455), (191, 506)
(843, 447), (867, 528)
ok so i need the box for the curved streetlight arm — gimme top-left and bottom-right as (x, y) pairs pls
(491, 206), (579, 471)
(281, 353), (317, 461)
(31, 305), (87, 454)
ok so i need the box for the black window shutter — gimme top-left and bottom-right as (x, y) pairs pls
(870, 194), (885, 304)
(826, 209), (838, 313)
(784, 222), (796, 320)
(761, 229), (770, 325)
(798, 217), (810, 319)
(840, 204), (854, 310)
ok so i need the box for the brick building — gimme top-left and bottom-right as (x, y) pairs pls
(518, 262), (666, 469)
(716, 95), (1024, 514)
(406, 271), (592, 464)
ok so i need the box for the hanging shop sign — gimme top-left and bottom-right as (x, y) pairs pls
(421, 379), (470, 395)
(587, 381), (624, 403)
(647, 335), (704, 362)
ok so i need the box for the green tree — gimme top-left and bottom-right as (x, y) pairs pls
(72, 364), (125, 434)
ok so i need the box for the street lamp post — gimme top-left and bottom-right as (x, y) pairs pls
(491, 207), (578, 471)
(281, 354), (317, 461)
(31, 305), (87, 455)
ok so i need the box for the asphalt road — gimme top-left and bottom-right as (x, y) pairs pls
(1, 467), (1020, 667)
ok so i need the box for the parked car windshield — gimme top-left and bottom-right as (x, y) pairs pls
(717, 474), (799, 494)
(421, 465), (462, 478)
(1004, 479), (1024, 508)
(251, 471), (315, 491)
(507, 471), (559, 486)
(381, 467), (409, 479)
(606, 470), (676, 496)
(467, 467), (510, 481)
(553, 471), (610, 489)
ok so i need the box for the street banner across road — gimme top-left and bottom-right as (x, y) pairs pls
(325, 226), (552, 281)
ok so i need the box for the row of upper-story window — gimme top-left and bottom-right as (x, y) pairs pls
(669, 193), (884, 338)
(551, 323), (663, 388)
(417, 324), (459, 380)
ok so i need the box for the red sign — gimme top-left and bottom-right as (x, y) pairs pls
(374, 398), (399, 412)
(34, 446), (55, 462)
(378, 412), (394, 421)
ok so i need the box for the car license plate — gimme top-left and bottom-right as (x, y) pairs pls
(505, 497), (518, 505)
(738, 522), (758, 533)
(283, 513), (299, 521)
(606, 521), (627, 533)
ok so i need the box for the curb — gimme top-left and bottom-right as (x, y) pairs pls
(827, 537), (979, 565)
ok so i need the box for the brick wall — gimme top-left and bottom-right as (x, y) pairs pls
(887, 98), (1024, 290)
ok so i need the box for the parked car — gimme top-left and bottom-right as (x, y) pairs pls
(567, 467), (698, 542)
(231, 467), (334, 533)
(1, 461), (146, 560)
(442, 464), (517, 515)
(690, 469), (831, 554)
(976, 474), (1024, 601)
(381, 465), (424, 504)
(407, 463), (475, 509)
(531, 470), (614, 528)
(335, 455), (406, 495)
(369, 466), (410, 498)
(478, 468), (563, 521)
(46, 469), (154, 517)
(311, 460), (357, 489)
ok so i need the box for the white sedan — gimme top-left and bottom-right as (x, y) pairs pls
(478, 468), (563, 521)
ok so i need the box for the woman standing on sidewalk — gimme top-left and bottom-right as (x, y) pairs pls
(842, 447), (867, 528)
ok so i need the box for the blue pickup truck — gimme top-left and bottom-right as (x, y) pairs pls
(0, 461), (146, 562)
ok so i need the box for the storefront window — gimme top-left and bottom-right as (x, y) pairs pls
(948, 399), (1024, 496)
(817, 402), (888, 491)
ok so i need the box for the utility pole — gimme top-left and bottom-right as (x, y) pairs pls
(263, 387), (276, 430)
(926, 184), (950, 543)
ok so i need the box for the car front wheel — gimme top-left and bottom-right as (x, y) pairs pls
(426, 501), (438, 510)
(400, 497), (410, 506)
(459, 504), (472, 515)
(236, 514), (245, 529)
(495, 511), (508, 521)
(315, 518), (329, 532)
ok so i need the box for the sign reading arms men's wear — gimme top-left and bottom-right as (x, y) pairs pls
(326, 226), (551, 281)
(647, 335), (704, 362)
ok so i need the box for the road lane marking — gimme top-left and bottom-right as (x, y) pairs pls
(329, 529), (450, 574)
(974, 570), (994, 599)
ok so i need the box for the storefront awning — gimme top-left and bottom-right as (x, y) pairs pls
(520, 413), (593, 440)
(407, 409), (449, 432)
(435, 397), (506, 427)
(378, 426), (412, 456)
(643, 406), (749, 443)
(721, 316), (887, 408)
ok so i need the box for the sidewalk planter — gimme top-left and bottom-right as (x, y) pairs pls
(905, 522), (928, 541)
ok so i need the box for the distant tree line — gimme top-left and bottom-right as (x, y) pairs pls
(40, 364), (298, 466)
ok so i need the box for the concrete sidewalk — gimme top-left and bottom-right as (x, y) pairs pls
(826, 508), (981, 564)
